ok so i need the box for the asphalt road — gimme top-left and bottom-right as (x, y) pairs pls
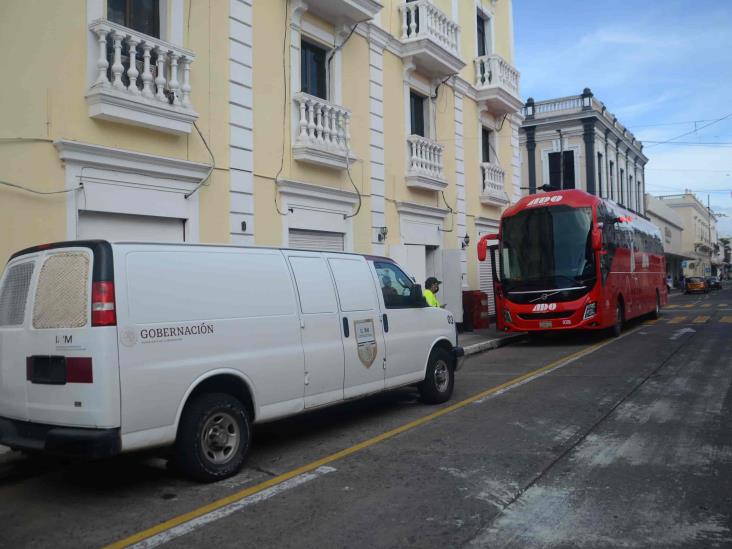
(1, 285), (731, 548)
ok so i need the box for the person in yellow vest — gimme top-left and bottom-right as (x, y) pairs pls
(423, 277), (442, 307)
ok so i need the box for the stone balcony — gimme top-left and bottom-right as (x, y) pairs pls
(292, 92), (356, 170)
(474, 54), (522, 116)
(406, 135), (446, 191)
(304, 0), (382, 26)
(479, 162), (509, 206)
(398, 0), (465, 78)
(86, 19), (198, 135)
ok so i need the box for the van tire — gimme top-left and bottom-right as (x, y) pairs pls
(418, 348), (455, 404)
(174, 393), (251, 482)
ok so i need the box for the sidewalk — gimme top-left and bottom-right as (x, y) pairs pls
(459, 327), (525, 356)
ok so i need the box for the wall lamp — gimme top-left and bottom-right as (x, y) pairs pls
(377, 226), (388, 242)
(461, 234), (470, 249)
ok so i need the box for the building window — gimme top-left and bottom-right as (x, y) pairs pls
(548, 151), (575, 189)
(609, 161), (614, 201)
(108, 0), (159, 37)
(301, 40), (328, 100)
(481, 127), (493, 163)
(628, 175), (633, 208)
(410, 91), (426, 137)
(477, 13), (487, 56)
(597, 152), (603, 197)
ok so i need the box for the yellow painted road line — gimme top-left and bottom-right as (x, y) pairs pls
(692, 316), (710, 324)
(104, 329), (642, 549)
(719, 304), (728, 307)
(721, 316), (732, 323)
(643, 319), (658, 325)
(682, 304), (695, 308)
(666, 304), (679, 309)
(702, 304), (712, 308)
(668, 316), (687, 324)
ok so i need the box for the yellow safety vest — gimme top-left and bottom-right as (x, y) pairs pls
(423, 289), (440, 307)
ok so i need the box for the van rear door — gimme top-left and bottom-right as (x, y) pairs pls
(0, 242), (120, 430)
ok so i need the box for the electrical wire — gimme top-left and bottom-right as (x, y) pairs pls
(645, 113), (732, 148)
(184, 121), (216, 199)
(0, 179), (81, 195)
(0, 137), (54, 144)
(272, 0), (290, 216)
(437, 191), (455, 233)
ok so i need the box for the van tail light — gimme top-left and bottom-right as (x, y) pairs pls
(92, 281), (116, 326)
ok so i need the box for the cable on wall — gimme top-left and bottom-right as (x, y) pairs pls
(272, 0), (291, 216)
(0, 179), (81, 196)
(184, 121), (216, 199)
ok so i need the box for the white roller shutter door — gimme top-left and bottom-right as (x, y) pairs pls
(479, 253), (496, 315)
(289, 229), (345, 252)
(78, 211), (185, 242)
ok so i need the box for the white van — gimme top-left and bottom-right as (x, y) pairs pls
(0, 241), (463, 481)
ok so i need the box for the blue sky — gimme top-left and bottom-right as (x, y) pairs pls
(513, 0), (732, 235)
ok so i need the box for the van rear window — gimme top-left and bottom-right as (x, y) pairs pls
(32, 252), (90, 329)
(0, 262), (35, 327)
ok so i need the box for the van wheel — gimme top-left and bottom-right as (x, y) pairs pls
(418, 348), (455, 404)
(611, 301), (624, 338)
(174, 393), (251, 482)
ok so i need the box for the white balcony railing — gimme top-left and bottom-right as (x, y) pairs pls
(399, 0), (460, 56)
(474, 54), (520, 96)
(480, 162), (508, 205)
(86, 19), (197, 134)
(292, 92), (354, 169)
(406, 135), (446, 190)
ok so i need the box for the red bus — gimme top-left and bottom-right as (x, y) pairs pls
(477, 189), (667, 336)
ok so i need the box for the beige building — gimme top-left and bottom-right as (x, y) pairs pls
(645, 194), (689, 285)
(657, 192), (720, 278)
(0, 0), (524, 323)
(519, 88), (647, 214)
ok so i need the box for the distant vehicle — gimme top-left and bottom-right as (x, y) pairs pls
(0, 241), (463, 481)
(707, 276), (721, 290)
(477, 189), (667, 338)
(685, 276), (708, 294)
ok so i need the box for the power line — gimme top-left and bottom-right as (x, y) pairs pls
(644, 113), (732, 148)
(645, 168), (731, 173)
(643, 141), (732, 146)
(632, 119), (716, 128)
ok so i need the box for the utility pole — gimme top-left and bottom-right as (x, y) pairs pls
(708, 194), (713, 277)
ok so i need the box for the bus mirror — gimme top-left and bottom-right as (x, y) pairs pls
(477, 233), (499, 261)
(592, 228), (602, 250)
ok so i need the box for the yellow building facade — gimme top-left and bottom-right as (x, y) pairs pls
(0, 0), (522, 322)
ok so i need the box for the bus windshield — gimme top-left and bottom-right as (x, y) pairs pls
(500, 205), (595, 292)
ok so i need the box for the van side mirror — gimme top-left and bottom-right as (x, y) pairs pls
(410, 284), (427, 307)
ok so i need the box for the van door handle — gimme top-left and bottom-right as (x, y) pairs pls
(382, 313), (389, 333)
(342, 317), (350, 337)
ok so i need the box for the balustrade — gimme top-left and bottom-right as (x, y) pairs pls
(399, 0), (460, 55)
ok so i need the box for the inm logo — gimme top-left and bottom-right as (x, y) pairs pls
(532, 303), (557, 312)
(527, 195), (563, 207)
(55, 335), (73, 345)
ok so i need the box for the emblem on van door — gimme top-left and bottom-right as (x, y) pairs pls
(354, 319), (377, 368)
(120, 327), (138, 347)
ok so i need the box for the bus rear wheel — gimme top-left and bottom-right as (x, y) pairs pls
(611, 301), (624, 338)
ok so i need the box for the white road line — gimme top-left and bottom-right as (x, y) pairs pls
(128, 466), (337, 549)
(474, 325), (645, 405)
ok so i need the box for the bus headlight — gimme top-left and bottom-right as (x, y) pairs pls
(503, 308), (512, 324)
(583, 302), (597, 320)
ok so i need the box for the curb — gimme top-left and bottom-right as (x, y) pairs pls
(463, 333), (525, 356)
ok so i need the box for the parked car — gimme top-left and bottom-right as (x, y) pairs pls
(707, 276), (722, 290)
(685, 276), (708, 294)
(0, 241), (463, 481)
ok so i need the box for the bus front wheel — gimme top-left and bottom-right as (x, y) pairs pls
(611, 301), (624, 338)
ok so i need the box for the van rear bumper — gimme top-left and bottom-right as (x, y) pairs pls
(0, 417), (121, 460)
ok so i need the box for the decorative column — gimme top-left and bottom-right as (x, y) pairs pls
(525, 125), (537, 194)
(582, 117), (596, 195)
